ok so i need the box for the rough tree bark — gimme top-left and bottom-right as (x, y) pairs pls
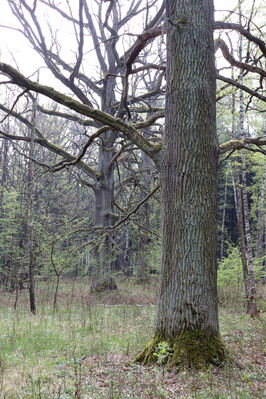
(90, 128), (118, 292)
(136, 0), (225, 368)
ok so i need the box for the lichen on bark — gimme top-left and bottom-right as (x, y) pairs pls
(135, 329), (226, 370)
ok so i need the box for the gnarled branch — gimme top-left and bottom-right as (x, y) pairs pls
(219, 137), (266, 155)
(0, 63), (161, 165)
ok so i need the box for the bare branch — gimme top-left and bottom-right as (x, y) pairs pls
(94, 184), (160, 231)
(216, 72), (266, 102)
(0, 63), (161, 164)
(35, 105), (97, 127)
(0, 102), (96, 178)
(50, 125), (110, 172)
(118, 25), (165, 118)
(0, 88), (28, 123)
(125, 26), (165, 75)
(214, 21), (266, 57)
(215, 39), (266, 78)
(131, 64), (166, 74)
(83, 1), (107, 72)
(10, 0), (94, 106)
(69, 0), (84, 83)
(0, 130), (43, 143)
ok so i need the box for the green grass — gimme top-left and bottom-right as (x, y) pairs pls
(0, 278), (265, 398)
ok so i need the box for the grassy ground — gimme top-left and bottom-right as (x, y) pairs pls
(0, 278), (265, 398)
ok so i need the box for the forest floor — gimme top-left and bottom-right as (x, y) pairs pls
(0, 277), (265, 398)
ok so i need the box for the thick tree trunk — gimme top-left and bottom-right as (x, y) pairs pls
(90, 64), (118, 292)
(90, 130), (118, 292)
(136, 0), (225, 368)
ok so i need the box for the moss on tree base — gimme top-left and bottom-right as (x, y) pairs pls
(135, 329), (226, 370)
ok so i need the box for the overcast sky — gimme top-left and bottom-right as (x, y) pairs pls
(0, 0), (263, 88)
(0, 0), (238, 66)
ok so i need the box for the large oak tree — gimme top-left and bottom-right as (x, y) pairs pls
(136, 0), (225, 368)
(0, 0), (265, 367)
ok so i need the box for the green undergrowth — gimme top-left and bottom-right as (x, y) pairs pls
(0, 278), (264, 398)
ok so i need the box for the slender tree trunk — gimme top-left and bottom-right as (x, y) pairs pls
(230, 59), (251, 312)
(241, 151), (257, 313)
(135, 214), (150, 283)
(235, 168), (250, 309)
(136, 0), (225, 368)
(136, 150), (152, 283)
(256, 165), (266, 272)
(123, 226), (131, 275)
(220, 173), (228, 260)
(0, 139), (8, 205)
(14, 285), (19, 310)
(238, 2), (257, 314)
(229, 163), (238, 220)
(50, 244), (61, 312)
(0, 139), (9, 288)
(232, 126), (250, 310)
(113, 225), (131, 276)
(28, 98), (37, 315)
(53, 274), (60, 312)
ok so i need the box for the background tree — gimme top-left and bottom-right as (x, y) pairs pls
(0, 0), (165, 292)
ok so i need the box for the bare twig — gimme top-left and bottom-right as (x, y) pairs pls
(0, 89), (28, 124)
(94, 184), (160, 232)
